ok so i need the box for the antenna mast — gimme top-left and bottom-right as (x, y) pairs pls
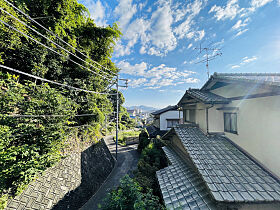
(194, 44), (222, 78)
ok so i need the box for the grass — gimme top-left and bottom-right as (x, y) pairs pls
(114, 130), (141, 146)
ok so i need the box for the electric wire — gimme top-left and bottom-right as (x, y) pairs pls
(0, 19), (111, 80)
(0, 64), (116, 95)
(0, 7), (115, 80)
(3, 0), (117, 76)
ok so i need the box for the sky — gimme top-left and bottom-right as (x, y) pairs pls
(79, 0), (280, 108)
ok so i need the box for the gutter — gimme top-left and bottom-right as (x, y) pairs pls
(206, 104), (214, 135)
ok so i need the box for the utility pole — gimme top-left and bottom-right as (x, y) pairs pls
(194, 44), (222, 79)
(115, 77), (128, 160)
(116, 75), (119, 160)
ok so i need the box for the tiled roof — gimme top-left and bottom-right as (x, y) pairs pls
(172, 126), (280, 203)
(151, 105), (178, 115)
(186, 89), (230, 104)
(157, 147), (217, 210)
(202, 73), (280, 90)
(145, 125), (167, 138)
(215, 73), (280, 86)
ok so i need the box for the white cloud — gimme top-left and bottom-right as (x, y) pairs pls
(83, 0), (107, 26)
(118, 61), (147, 76)
(174, 0), (205, 39)
(250, 0), (273, 11)
(117, 61), (198, 89)
(129, 78), (147, 87)
(234, 28), (249, 37)
(241, 55), (257, 64)
(231, 65), (240, 69)
(231, 55), (258, 69)
(143, 1), (177, 56)
(209, 0), (240, 21)
(114, 0), (137, 30)
(232, 18), (250, 30)
(187, 43), (193, 49)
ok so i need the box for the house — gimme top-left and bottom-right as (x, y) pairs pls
(151, 105), (183, 131)
(156, 73), (280, 209)
(127, 109), (136, 118)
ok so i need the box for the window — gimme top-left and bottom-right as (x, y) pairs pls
(167, 119), (179, 128)
(224, 113), (237, 134)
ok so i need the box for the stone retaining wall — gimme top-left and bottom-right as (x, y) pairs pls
(6, 139), (115, 210)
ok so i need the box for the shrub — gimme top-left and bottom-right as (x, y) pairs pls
(134, 138), (168, 197)
(137, 129), (150, 153)
(101, 175), (165, 210)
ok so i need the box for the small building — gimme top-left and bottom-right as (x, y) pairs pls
(156, 73), (280, 209)
(151, 105), (183, 131)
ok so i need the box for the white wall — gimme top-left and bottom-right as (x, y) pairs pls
(223, 95), (280, 178)
(159, 110), (182, 130)
(209, 84), (280, 177)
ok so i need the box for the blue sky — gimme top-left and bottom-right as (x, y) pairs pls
(79, 0), (280, 108)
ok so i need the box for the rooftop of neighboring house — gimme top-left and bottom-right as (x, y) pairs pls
(145, 125), (168, 138)
(151, 105), (179, 116)
(202, 72), (280, 91)
(178, 72), (280, 106)
(157, 125), (280, 209)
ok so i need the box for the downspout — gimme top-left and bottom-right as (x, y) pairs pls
(206, 104), (214, 135)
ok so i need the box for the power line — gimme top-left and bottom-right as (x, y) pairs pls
(0, 64), (116, 95)
(0, 19), (112, 80)
(1, 114), (97, 118)
(0, 7), (115, 80)
(3, 0), (117, 76)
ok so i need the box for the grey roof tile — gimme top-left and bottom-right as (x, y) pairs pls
(156, 147), (217, 210)
(171, 126), (280, 203)
(185, 89), (230, 104)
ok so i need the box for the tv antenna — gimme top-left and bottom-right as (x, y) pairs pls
(194, 44), (222, 78)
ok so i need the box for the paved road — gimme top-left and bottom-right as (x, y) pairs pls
(80, 136), (139, 210)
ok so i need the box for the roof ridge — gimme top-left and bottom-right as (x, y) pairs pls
(214, 72), (280, 76)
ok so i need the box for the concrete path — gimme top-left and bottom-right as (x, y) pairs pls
(80, 136), (140, 210)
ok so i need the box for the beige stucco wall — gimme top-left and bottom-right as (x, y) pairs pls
(195, 103), (207, 133)
(210, 83), (272, 98)
(222, 95), (280, 177)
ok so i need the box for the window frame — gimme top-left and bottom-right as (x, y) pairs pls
(224, 112), (238, 134)
(166, 119), (180, 128)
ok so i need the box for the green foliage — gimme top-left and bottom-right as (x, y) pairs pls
(115, 130), (141, 146)
(134, 138), (168, 197)
(137, 129), (150, 153)
(101, 175), (165, 210)
(0, 0), (126, 207)
(0, 72), (78, 203)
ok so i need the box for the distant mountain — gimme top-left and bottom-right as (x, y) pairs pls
(125, 105), (158, 112)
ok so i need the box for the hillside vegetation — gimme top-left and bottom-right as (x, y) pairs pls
(0, 0), (132, 207)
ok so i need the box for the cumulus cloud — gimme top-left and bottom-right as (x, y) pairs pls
(129, 78), (147, 87)
(83, 0), (107, 26)
(250, 0), (273, 11)
(209, 0), (241, 21)
(174, 0), (206, 40)
(187, 43), (193, 49)
(114, 0), (137, 30)
(117, 61), (198, 89)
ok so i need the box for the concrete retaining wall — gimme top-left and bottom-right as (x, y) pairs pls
(6, 139), (115, 210)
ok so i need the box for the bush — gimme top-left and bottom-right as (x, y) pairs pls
(101, 175), (165, 210)
(137, 129), (150, 153)
(134, 138), (168, 197)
